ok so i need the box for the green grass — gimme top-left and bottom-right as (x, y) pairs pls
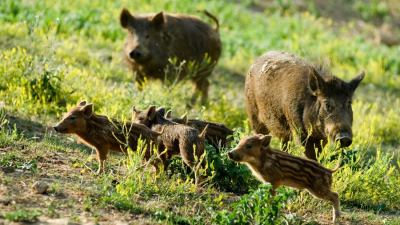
(1, 0), (400, 224)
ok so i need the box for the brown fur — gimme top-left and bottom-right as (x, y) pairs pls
(164, 110), (233, 149)
(53, 101), (163, 173)
(228, 134), (341, 223)
(132, 106), (207, 185)
(120, 9), (222, 103)
(245, 51), (365, 160)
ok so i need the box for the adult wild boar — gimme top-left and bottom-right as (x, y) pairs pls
(245, 51), (365, 160)
(120, 8), (221, 103)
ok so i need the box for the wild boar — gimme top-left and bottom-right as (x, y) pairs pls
(53, 101), (164, 174)
(228, 134), (341, 223)
(163, 110), (233, 149)
(245, 51), (365, 160)
(132, 106), (207, 185)
(120, 8), (222, 103)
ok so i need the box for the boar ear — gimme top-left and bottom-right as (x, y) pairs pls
(132, 106), (140, 115)
(78, 101), (87, 107)
(156, 107), (166, 117)
(146, 105), (157, 120)
(151, 11), (165, 28)
(199, 124), (209, 140)
(308, 69), (324, 96)
(260, 135), (272, 149)
(120, 8), (134, 28)
(81, 104), (93, 118)
(348, 71), (365, 92)
(180, 113), (188, 123)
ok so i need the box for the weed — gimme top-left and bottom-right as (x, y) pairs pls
(212, 185), (295, 225)
(4, 209), (41, 223)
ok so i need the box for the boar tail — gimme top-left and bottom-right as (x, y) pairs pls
(199, 124), (209, 140)
(202, 10), (219, 32)
(330, 156), (342, 173)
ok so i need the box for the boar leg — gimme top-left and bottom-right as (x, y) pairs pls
(303, 137), (323, 160)
(326, 191), (341, 223)
(193, 79), (209, 105)
(142, 145), (162, 173)
(270, 183), (280, 196)
(308, 188), (340, 223)
(96, 148), (109, 174)
(179, 142), (205, 186)
(322, 190), (340, 224)
(250, 116), (270, 135)
(150, 158), (166, 173)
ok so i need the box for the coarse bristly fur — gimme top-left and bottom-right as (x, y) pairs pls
(120, 8), (221, 104)
(162, 109), (233, 149)
(228, 134), (341, 223)
(245, 51), (365, 160)
(132, 105), (207, 185)
(53, 101), (164, 174)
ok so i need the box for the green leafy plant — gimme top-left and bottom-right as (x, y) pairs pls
(212, 185), (295, 225)
(4, 209), (41, 223)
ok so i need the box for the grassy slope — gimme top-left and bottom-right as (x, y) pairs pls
(0, 0), (400, 224)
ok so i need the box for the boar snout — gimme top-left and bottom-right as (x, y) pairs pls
(129, 49), (143, 61)
(326, 123), (353, 148)
(53, 125), (67, 133)
(228, 150), (240, 161)
(335, 131), (352, 147)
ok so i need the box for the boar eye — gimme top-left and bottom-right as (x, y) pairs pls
(145, 34), (150, 39)
(323, 101), (333, 111)
(69, 116), (77, 120)
(346, 100), (352, 108)
(245, 144), (252, 149)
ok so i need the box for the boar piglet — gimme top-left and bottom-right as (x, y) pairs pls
(228, 134), (341, 223)
(164, 110), (233, 149)
(246, 51), (365, 160)
(120, 8), (221, 103)
(133, 106), (207, 185)
(53, 101), (163, 174)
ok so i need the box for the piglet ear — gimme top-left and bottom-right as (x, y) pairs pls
(81, 104), (93, 118)
(120, 8), (135, 28)
(151, 11), (164, 28)
(156, 107), (166, 117)
(147, 105), (157, 120)
(198, 124), (208, 140)
(132, 105), (138, 113)
(180, 113), (188, 123)
(132, 106), (140, 117)
(348, 71), (365, 93)
(165, 110), (172, 118)
(78, 101), (87, 107)
(260, 135), (272, 148)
